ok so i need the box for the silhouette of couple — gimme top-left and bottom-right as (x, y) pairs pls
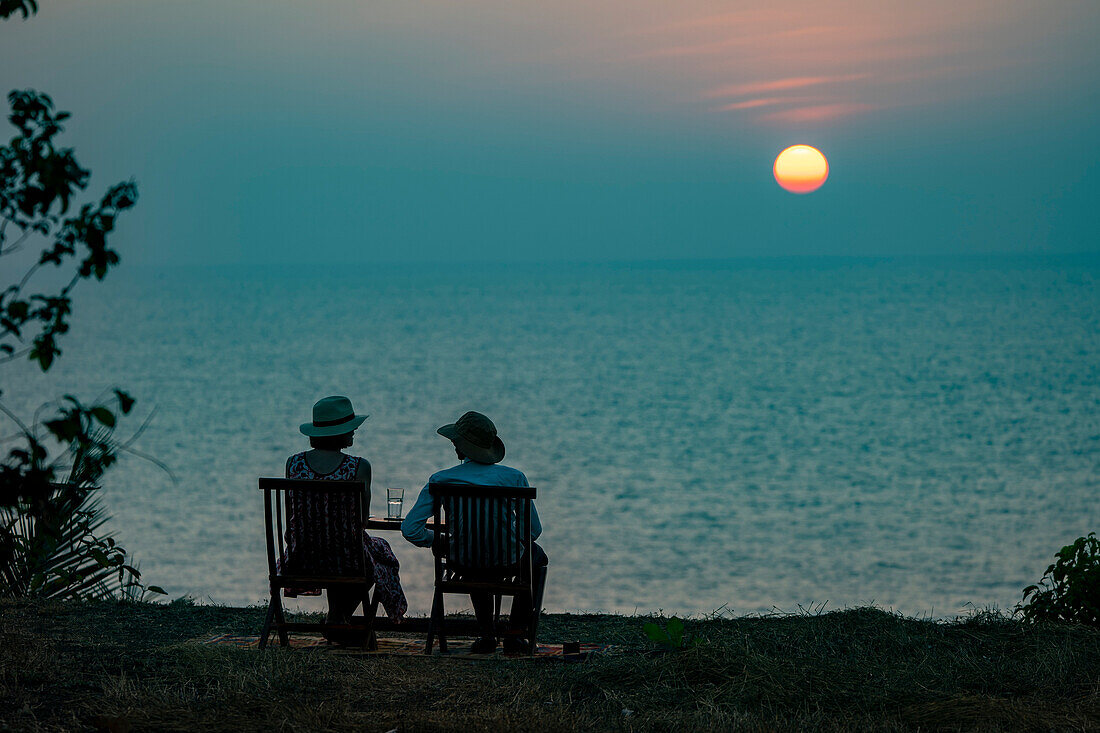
(285, 395), (547, 654)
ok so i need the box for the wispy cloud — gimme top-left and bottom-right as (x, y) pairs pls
(717, 96), (817, 111)
(757, 103), (875, 124)
(604, 1), (1069, 127)
(707, 74), (870, 99)
(705, 74), (873, 124)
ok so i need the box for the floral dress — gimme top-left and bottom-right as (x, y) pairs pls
(279, 452), (407, 621)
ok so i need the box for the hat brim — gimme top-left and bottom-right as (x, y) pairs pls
(300, 414), (368, 437)
(437, 423), (506, 464)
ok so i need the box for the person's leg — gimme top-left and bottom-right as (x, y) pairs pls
(468, 590), (499, 652)
(328, 588), (361, 619)
(508, 543), (548, 634)
(469, 591), (495, 636)
(324, 588), (364, 644)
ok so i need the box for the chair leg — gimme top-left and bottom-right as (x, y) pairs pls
(259, 597), (276, 649)
(529, 566), (548, 654)
(425, 588), (443, 655)
(438, 591), (449, 654)
(272, 591), (290, 647)
(365, 588), (380, 651)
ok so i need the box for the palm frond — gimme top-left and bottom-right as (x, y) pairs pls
(0, 426), (134, 600)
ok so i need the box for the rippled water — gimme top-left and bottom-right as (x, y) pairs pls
(8, 256), (1099, 616)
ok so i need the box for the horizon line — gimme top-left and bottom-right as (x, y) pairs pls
(119, 250), (1100, 271)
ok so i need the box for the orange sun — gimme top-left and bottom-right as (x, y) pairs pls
(773, 145), (829, 194)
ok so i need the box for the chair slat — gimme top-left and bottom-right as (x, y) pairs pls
(275, 488), (286, 563)
(464, 495), (472, 568)
(497, 498), (506, 567)
(263, 490), (277, 578)
(479, 496), (488, 567)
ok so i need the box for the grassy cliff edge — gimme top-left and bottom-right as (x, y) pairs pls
(2, 599), (1099, 731)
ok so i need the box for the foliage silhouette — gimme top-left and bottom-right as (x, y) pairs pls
(1, 10), (156, 601)
(1018, 533), (1100, 627)
(0, 0), (38, 20)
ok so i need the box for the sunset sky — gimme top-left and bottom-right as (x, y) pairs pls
(2, 0), (1097, 264)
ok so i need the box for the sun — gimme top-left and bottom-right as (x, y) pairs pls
(773, 145), (829, 194)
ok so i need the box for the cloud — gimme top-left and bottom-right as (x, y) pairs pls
(757, 103), (876, 124)
(717, 96), (817, 111)
(707, 74), (870, 98)
(607, 1), (1085, 127)
(708, 74), (873, 122)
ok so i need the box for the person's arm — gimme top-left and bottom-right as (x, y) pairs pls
(529, 502), (542, 542)
(517, 471), (542, 541)
(400, 484), (436, 547)
(355, 457), (372, 515)
(283, 457), (295, 544)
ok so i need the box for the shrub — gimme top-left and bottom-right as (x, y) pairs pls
(1018, 533), (1100, 626)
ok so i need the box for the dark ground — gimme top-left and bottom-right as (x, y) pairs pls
(2, 599), (1099, 731)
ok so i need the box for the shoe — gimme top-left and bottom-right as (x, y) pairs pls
(502, 637), (532, 655)
(470, 637), (498, 654)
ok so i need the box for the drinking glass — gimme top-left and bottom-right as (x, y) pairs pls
(387, 488), (404, 519)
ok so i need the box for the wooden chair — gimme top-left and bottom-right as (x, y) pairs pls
(424, 482), (539, 655)
(258, 478), (380, 649)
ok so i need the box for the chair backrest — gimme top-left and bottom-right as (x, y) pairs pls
(259, 478), (367, 579)
(428, 482), (536, 572)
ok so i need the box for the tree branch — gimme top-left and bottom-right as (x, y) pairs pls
(115, 444), (177, 485)
(0, 226), (34, 258)
(0, 399), (32, 434)
(116, 406), (157, 451)
(15, 260), (43, 293)
(0, 346), (33, 365)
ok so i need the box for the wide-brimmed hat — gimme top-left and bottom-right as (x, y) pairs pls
(299, 396), (369, 437)
(437, 411), (505, 464)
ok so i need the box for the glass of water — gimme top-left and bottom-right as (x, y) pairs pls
(387, 488), (404, 519)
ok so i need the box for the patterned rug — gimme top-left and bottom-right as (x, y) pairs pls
(199, 634), (614, 660)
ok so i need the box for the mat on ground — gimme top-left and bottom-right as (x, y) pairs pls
(198, 634), (614, 660)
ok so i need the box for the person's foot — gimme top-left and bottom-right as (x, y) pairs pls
(502, 637), (532, 655)
(323, 612), (367, 646)
(470, 637), (498, 654)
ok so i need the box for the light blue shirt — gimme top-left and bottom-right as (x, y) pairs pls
(401, 460), (542, 548)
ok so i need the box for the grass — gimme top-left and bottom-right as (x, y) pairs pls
(2, 599), (1099, 731)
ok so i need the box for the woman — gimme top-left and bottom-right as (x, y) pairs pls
(281, 395), (406, 641)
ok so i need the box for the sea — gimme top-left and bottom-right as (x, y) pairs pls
(6, 255), (1099, 618)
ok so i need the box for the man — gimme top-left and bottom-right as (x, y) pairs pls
(402, 410), (547, 654)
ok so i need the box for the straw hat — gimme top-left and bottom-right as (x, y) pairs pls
(299, 396), (368, 437)
(437, 411), (505, 464)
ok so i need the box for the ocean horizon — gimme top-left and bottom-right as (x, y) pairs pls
(7, 253), (1099, 617)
